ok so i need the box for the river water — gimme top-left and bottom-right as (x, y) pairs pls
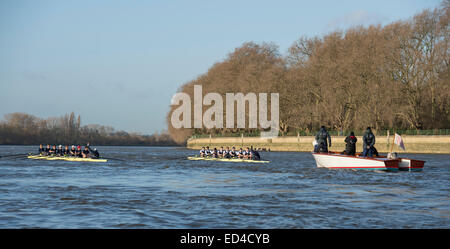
(0, 146), (448, 228)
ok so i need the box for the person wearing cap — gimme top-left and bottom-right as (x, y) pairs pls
(56, 145), (63, 156)
(76, 146), (82, 157)
(91, 148), (100, 159)
(84, 142), (100, 158)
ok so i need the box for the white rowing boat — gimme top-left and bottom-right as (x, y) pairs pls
(187, 156), (269, 163)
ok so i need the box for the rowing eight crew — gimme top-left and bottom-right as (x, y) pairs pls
(38, 143), (100, 159)
(199, 146), (261, 160)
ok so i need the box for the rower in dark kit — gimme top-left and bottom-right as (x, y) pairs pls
(76, 146), (82, 157)
(38, 144), (44, 155)
(64, 145), (70, 156)
(82, 146), (90, 158)
(49, 145), (56, 155)
(70, 145), (76, 156)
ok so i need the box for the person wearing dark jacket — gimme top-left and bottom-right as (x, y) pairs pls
(252, 149), (261, 160)
(343, 131), (357, 156)
(85, 142), (100, 158)
(362, 127), (376, 157)
(315, 126), (332, 153)
(39, 144), (44, 155)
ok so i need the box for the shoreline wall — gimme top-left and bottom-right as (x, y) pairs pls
(187, 135), (450, 154)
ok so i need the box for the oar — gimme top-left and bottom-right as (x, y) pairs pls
(0, 153), (28, 159)
(100, 156), (125, 161)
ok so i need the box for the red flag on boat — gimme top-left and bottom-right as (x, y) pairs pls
(394, 133), (405, 151)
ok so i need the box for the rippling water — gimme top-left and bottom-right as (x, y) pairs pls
(0, 145), (448, 228)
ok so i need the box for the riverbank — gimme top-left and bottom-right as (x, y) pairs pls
(187, 135), (450, 154)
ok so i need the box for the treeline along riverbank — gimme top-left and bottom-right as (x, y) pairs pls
(187, 135), (450, 154)
(0, 112), (176, 146)
(167, 2), (449, 144)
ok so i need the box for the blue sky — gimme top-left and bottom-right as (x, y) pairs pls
(0, 0), (442, 134)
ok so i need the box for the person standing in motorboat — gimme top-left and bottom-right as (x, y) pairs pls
(315, 126), (332, 153)
(362, 127), (376, 157)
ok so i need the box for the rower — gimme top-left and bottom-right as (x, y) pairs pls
(212, 148), (218, 158)
(82, 146), (90, 158)
(205, 146), (211, 157)
(70, 145), (76, 156)
(223, 147), (230, 158)
(243, 147), (251, 159)
(45, 144), (51, 155)
(229, 147), (236, 158)
(64, 145), (70, 156)
(49, 145), (56, 155)
(218, 147), (224, 158)
(38, 144), (44, 155)
(200, 147), (206, 157)
(237, 148), (244, 159)
(57, 145), (63, 156)
(76, 146), (82, 157)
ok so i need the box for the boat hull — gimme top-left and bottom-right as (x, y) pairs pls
(28, 155), (107, 163)
(397, 158), (425, 171)
(187, 156), (269, 163)
(312, 153), (399, 171)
